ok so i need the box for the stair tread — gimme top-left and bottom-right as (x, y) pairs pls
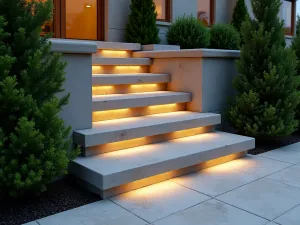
(92, 73), (170, 85)
(82, 111), (219, 134)
(73, 111), (220, 146)
(72, 131), (254, 189)
(92, 57), (151, 66)
(92, 91), (191, 111)
(93, 91), (189, 102)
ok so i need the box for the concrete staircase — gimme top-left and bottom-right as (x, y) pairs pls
(70, 42), (255, 199)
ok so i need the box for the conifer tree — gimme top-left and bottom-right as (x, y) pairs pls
(0, 0), (79, 197)
(125, 0), (160, 44)
(228, 0), (300, 138)
(291, 16), (300, 120)
(232, 0), (249, 32)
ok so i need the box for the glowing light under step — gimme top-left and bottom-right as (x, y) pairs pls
(92, 65), (146, 74)
(99, 50), (131, 58)
(92, 103), (185, 121)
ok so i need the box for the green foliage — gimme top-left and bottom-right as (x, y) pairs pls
(210, 24), (240, 50)
(291, 15), (300, 121)
(232, 0), (249, 32)
(125, 0), (160, 45)
(0, 0), (79, 197)
(167, 15), (210, 49)
(228, 0), (300, 139)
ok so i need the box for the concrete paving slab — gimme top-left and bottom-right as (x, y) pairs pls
(260, 143), (300, 164)
(217, 179), (300, 220)
(275, 205), (300, 225)
(22, 222), (39, 225)
(153, 199), (268, 225)
(37, 200), (148, 225)
(267, 165), (300, 188)
(110, 181), (210, 223)
(172, 155), (291, 197)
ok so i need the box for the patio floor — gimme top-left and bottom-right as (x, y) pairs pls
(25, 143), (300, 225)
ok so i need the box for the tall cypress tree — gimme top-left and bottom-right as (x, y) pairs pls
(0, 0), (79, 197)
(228, 0), (300, 138)
(232, 0), (249, 32)
(291, 16), (300, 121)
(125, 0), (160, 44)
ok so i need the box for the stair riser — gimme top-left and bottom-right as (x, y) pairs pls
(84, 126), (214, 156)
(73, 151), (247, 199)
(92, 93), (192, 111)
(92, 83), (167, 95)
(92, 65), (149, 74)
(74, 115), (221, 147)
(95, 50), (132, 58)
(93, 103), (186, 122)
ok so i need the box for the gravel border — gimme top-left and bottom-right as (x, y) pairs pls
(0, 176), (101, 225)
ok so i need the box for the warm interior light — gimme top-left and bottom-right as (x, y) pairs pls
(99, 50), (131, 58)
(93, 108), (131, 122)
(114, 66), (144, 74)
(129, 84), (159, 92)
(86, 4), (91, 8)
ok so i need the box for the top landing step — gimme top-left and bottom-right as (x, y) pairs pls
(95, 41), (141, 51)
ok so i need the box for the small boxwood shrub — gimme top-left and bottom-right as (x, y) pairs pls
(167, 15), (210, 49)
(210, 24), (240, 50)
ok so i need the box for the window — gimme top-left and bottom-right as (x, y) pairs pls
(154, 0), (171, 21)
(283, 0), (295, 35)
(197, 0), (214, 26)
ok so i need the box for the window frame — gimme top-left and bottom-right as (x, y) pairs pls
(155, 0), (171, 22)
(197, 0), (215, 27)
(284, 0), (296, 36)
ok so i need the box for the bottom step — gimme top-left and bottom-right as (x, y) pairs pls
(70, 131), (254, 198)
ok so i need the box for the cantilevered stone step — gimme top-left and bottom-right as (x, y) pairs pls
(92, 57), (151, 66)
(92, 73), (170, 85)
(73, 112), (221, 147)
(95, 41), (141, 51)
(92, 91), (191, 111)
(70, 131), (255, 198)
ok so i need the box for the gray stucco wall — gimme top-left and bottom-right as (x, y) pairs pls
(104, 0), (296, 44)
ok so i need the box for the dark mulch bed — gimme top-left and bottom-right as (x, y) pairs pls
(0, 176), (101, 225)
(221, 124), (300, 155)
(249, 132), (300, 155)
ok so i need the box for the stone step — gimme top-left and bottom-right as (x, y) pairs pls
(92, 57), (151, 66)
(70, 131), (255, 198)
(95, 41), (141, 51)
(92, 91), (191, 111)
(73, 112), (221, 147)
(92, 73), (170, 85)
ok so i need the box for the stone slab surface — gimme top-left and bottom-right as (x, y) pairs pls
(22, 222), (39, 225)
(153, 199), (268, 225)
(260, 143), (300, 164)
(74, 111), (220, 146)
(71, 131), (254, 190)
(110, 181), (210, 223)
(37, 200), (148, 225)
(92, 91), (191, 111)
(92, 73), (170, 85)
(142, 44), (180, 51)
(172, 155), (290, 197)
(275, 204), (300, 225)
(95, 41), (141, 51)
(217, 178), (300, 220)
(267, 165), (300, 188)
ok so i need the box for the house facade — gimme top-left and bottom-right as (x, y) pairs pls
(43, 0), (296, 44)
